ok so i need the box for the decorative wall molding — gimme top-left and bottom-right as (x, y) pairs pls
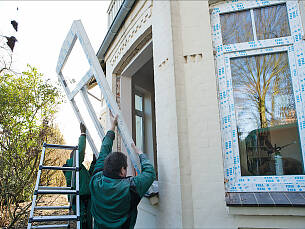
(109, 4), (152, 67)
(115, 75), (122, 151)
(115, 29), (152, 75)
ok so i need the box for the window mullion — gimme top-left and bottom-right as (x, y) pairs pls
(250, 9), (257, 41)
(135, 109), (144, 117)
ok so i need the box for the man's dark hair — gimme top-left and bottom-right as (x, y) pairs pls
(104, 151), (127, 178)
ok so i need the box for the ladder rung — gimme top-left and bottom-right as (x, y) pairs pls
(36, 190), (77, 195)
(40, 166), (77, 171)
(44, 143), (77, 150)
(31, 224), (69, 228)
(35, 206), (71, 210)
(39, 186), (72, 190)
(29, 215), (77, 222)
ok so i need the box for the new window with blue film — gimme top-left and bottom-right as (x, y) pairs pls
(220, 3), (304, 177)
(212, 0), (305, 191)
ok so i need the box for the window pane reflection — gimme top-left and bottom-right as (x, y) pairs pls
(231, 52), (304, 176)
(220, 10), (253, 45)
(136, 115), (144, 152)
(135, 94), (143, 111)
(254, 4), (290, 40)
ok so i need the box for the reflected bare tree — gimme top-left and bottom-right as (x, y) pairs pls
(220, 9), (253, 45)
(221, 3), (294, 129)
(231, 52), (294, 129)
(220, 4), (290, 44)
(254, 4), (290, 40)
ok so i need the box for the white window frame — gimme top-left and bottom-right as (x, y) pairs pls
(56, 20), (141, 173)
(134, 91), (145, 152)
(211, 0), (305, 192)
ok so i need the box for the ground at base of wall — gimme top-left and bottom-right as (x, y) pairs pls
(11, 194), (74, 229)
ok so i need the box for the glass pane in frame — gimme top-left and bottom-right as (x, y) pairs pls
(230, 51), (304, 176)
(135, 115), (144, 152)
(61, 39), (91, 92)
(220, 10), (253, 45)
(135, 94), (143, 111)
(254, 4), (291, 40)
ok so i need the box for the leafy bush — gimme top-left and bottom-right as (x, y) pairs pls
(0, 66), (65, 228)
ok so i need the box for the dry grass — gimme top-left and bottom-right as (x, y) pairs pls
(14, 194), (77, 229)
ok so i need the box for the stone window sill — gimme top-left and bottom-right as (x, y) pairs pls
(226, 192), (305, 207)
(227, 206), (305, 216)
(138, 197), (158, 215)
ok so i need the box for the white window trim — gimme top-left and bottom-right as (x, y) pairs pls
(211, 0), (305, 192)
(134, 90), (145, 152)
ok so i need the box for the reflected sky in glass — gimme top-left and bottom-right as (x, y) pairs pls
(220, 10), (253, 45)
(135, 94), (143, 111)
(136, 115), (144, 152)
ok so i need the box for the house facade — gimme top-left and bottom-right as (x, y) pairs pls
(97, 0), (305, 228)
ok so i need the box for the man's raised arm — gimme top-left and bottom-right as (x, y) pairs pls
(93, 115), (118, 174)
(131, 144), (156, 197)
(78, 122), (87, 164)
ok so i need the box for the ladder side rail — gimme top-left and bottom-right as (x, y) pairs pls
(68, 189), (72, 229)
(27, 195), (37, 229)
(27, 144), (48, 229)
(80, 86), (105, 140)
(74, 21), (140, 173)
(67, 149), (75, 229)
(75, 148), (80, 229)
(71, 149), (76, 189)
(69, 149), (76, 220)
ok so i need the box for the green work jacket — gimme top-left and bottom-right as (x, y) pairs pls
(64, 134), (93, 196)
(63, 134), (94, 229)
(90, 130), (156, 229)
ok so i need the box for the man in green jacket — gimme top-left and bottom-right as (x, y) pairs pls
(90, 115), (156, 229)
(63, 123), (95, 229)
